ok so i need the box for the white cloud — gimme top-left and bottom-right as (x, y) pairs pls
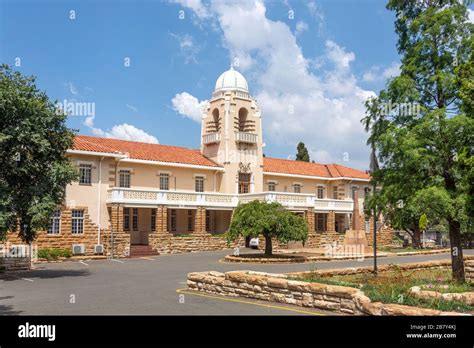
(363, 62), (401, 82)
(295, 21), (308, 35)
(171, 92), (207, 122)
(170, 33), (201, 64)
(126, 104), (138, 112)
(325, 40), (355, 69)
(468, 9), (474, 23)
(84, 116), (158, 144)
(178, 0), (377, 169)
(382, 62), (401, 78)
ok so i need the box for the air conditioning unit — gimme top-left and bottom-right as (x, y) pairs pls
(72, 244), (85, 255)
(94, 244), (104, 254)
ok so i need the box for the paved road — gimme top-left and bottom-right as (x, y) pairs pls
(1, 249), (472, 315)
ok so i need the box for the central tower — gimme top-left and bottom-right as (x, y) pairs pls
(201, 66), (263, 194)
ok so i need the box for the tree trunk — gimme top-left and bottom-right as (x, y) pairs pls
(448, 218), (465, 283)
(411, 226), (422, 249)
(264, 235), (273, 256)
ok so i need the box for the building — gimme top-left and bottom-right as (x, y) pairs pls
(7, 67), (393, 257)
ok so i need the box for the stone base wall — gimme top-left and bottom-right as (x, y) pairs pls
(101, 230), (130, 258)
(466, 260), (474, 283)
(0, 257), (31, 272)
(149, 233), (245, 254)
(6, 207), (102, 257)
(187, 260), (471, 316)
(366, 225), (394, 247)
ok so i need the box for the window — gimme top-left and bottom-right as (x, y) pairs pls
(123, 208), (130, 231)
(316, 213), (326, 232)
(71, 210), (84, 234)
(205, 210), (211, 232)
(47, 210), (61, 234)
(79, 164), (92, 185)
(238, 173), (251, 194)
(170, 209), (177, 232)
(268, 181), (276, 192)
(160, 173), (169, 190)
(119, 170), (131, 188)
(317, 186), (324, 199)
(195, 176), (204, 192)
(293, 184), (301, 193)
(132, 208), (138, 231)
(187, 210), (194, 232)
(333, 186), (339, 199)
(151, 209), (156, 232)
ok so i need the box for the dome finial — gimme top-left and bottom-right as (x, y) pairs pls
(230, 61), (234, 70)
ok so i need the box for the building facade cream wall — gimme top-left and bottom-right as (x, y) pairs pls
(5, 66), (393, 257)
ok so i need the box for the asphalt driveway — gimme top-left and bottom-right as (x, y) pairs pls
(1, 249), (472, 315)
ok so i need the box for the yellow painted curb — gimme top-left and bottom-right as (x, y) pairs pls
(176, 288), (325, 316)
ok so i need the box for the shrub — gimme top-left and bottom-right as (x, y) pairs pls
(37, 248), (72, 261)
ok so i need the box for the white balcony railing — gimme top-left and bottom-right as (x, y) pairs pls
(202, 132), (220, 145)
(235, 131), (258, 144)
(107, 188), (238, 208)
(107, 188), (354, 212)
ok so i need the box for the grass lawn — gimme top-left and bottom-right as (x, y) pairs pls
(294, 267), (474, 313)
(377, 246), (444, 253)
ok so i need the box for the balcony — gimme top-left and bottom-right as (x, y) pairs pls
(107, 188), (238, 208)
(235, 131), (258, 144)
(107, 188), (354, 212)
(202, 132), (220, 145)
(238, 192), (353, 211)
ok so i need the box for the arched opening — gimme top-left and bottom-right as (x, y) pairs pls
(208, 108), (220, 132)
(238, 108), (248, 132)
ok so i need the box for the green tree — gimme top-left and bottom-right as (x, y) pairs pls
(296, 142), (310, 162)
(0, 65), (77, 243)
(227, 200), (308, 256)
(362, 1), (473, 282)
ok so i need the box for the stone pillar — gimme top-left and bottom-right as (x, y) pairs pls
(194, 207), (207, 234)
(156, 205), (168, 233)
(110, 204), (123, 234)
(107, 204), (130, 257)
(327, 211), (336, 233)
(305, 208), (315, 233)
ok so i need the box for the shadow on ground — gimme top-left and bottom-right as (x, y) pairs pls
(0, 269), (90, 281)
(0, 296), (22, 315)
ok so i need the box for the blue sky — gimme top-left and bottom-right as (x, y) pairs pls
(1, 0), (472, 169)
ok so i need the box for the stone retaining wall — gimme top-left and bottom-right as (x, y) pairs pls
(187, 258), (474, 316)
(0, 257), (31, 272)
(149, 233), (245, 254)
(466, 260), (474, 283)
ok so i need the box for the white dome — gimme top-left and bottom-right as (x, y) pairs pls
(214, 66), (249, 93)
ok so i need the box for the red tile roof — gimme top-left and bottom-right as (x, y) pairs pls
(263, 157), (370, 180)
(73, 135), (221, 168)
(72, 135), (369, 179)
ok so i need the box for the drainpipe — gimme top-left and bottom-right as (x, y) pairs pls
(97, 157), (104, 245)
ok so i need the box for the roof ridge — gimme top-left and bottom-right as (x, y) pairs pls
(264, 156), (326, 166)
(76, 134), (201, 152)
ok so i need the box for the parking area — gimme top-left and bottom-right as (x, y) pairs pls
(1, 249), (471, 315)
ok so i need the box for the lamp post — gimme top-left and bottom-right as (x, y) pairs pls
(369, 146), (379, 274)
